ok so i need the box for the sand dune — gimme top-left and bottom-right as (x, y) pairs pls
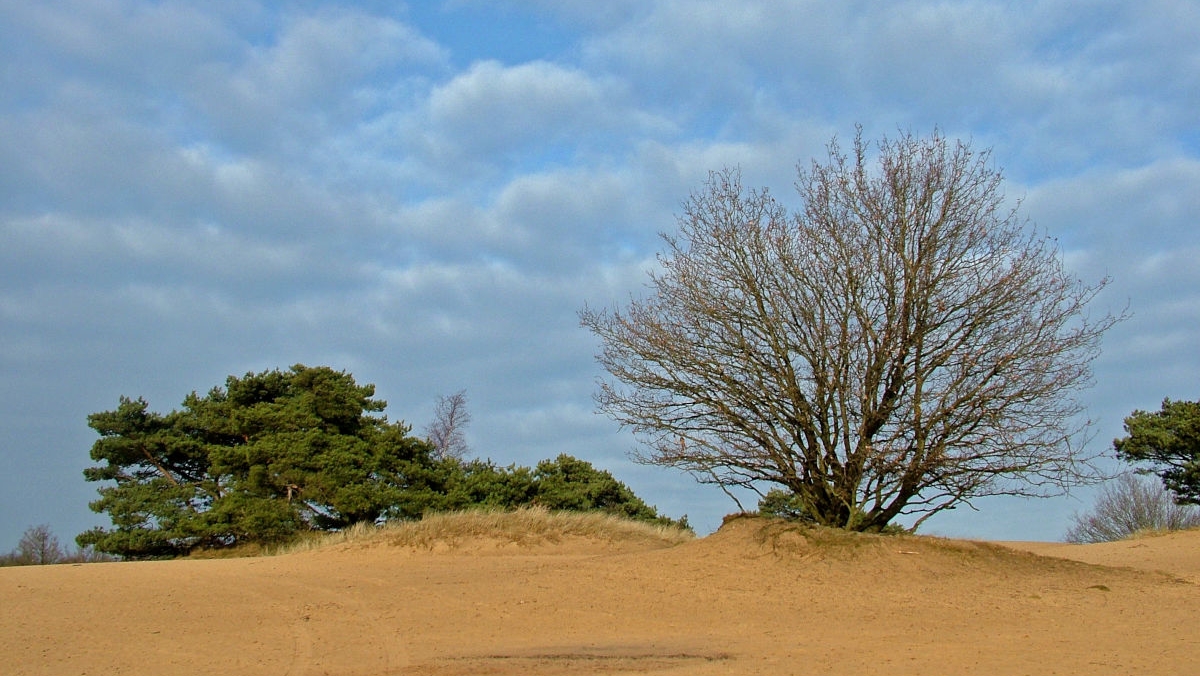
(1004, 529), (1200, 582)
(3, 515), (1198, 675)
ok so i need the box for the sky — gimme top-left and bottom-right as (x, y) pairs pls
(2, 1), (1198, 549)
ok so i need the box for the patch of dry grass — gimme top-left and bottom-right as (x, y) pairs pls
(716, 514), (1056, 571)
(277, 507), (694, 555)
(1122, 525), (1200, 540)
(185, 543), (274, 559)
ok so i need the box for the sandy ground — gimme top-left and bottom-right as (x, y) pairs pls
(3, 518), (1198, 676)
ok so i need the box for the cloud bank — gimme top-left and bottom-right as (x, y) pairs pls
(2, 0), (1197, 544)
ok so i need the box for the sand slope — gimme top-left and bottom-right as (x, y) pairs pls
(1004, 529), (1200, 582)
(3, 517), (1198, 675)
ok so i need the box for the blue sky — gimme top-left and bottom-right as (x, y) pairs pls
(2, 1), (1198, 548)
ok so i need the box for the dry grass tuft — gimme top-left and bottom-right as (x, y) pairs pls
(277, 507), (694, 555)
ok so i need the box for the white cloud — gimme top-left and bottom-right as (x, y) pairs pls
(211, 10), (444, 109)
(412, 59), (669, 170)
(0, 208), (361, 312)
(1, 1), (236, 91)
(1018, 158), (1200, 462)
(430, 60), (602, 125)
(572, 0), (1200, 174)
(192, 9), (447, 153)
(472, 0), (646, 30)
(1025, 158), (1200, 253)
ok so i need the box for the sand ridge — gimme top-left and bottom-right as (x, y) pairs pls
(1002, 529), (1200, 582)
(3, 517), (1198, 675)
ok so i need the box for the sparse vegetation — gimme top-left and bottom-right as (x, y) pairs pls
(277, 507), (694, 555)
(720, 513), (1008, 566)
(0, 525), (116, 566)
(1065, 473), (1200, 543)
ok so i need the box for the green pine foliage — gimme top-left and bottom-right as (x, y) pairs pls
(79, 365), (437, 558)
(531, 454), (668, 524)
(418, 455), (687, 530)
(1115, 398), (1200, 505)
(79, 366), (686, 559)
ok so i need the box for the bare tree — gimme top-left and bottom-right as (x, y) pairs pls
(1066, 473), (1200, 543)
(425, 390), (471, 460)
(581, 129), (1121, 532)
(17, 524), (63, 565)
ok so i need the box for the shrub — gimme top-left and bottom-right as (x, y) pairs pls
(1065, 473), (1200, 543)
(757, 489), (813, 521)
(428, 454), (689, 531)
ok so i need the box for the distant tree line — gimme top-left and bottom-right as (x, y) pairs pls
(1, 524), (115, 566)
(77, 365), (684, 559)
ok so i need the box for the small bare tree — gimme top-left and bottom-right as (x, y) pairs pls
(581, 129), (1121, 531)
(1066, 473), (1200, 543)
(425, 390), (471, 460)
(17, 524), (63, 565)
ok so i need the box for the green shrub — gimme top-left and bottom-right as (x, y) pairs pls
(757, 488), (813, 521)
